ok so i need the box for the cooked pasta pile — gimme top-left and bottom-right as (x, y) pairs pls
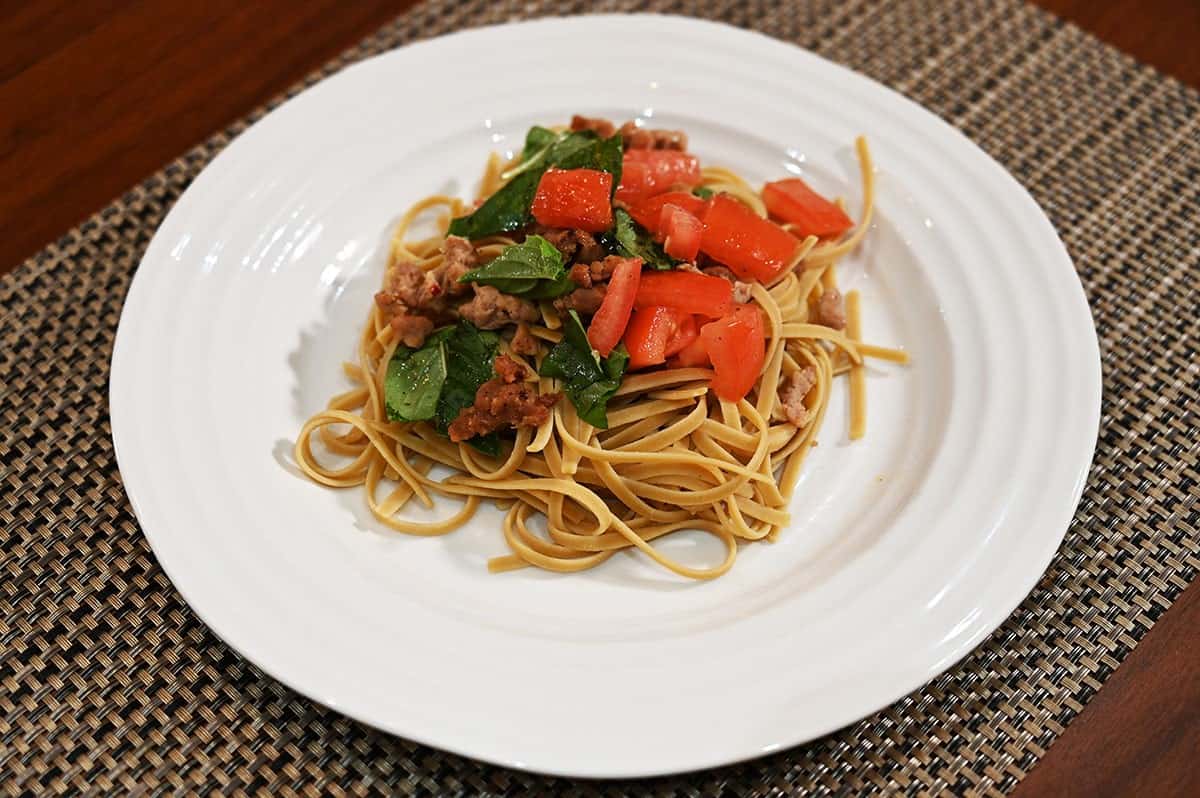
(295, 128), (908, 579)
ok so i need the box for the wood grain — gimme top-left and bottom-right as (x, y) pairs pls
(1013, 584), (1200, 797)
(0, 0), (407, 273)
(1, 0), (1198, 274)
(1, 1), (1197, 794)
(1036, 0), (1200, 86)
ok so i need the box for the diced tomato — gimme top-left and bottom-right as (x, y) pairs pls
(623, 306), (675, 370)
(615, 150), (702, 203)
(660, 204), (702, 261)
(634, 271), (733, 318)
(623, 307), (697, 370)
(700, 195), (800, 282)
(699, 305), (766, 402)
(627, 191), (708, 234)
(663, 314), (699, 357)
(614, 161), (651, 205)
(763, 178), (854, 237)
(669, 335), (710, 368)
(531, 168), (614, 233)
(586, 257), (642, 357)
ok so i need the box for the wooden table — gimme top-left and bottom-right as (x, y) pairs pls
(3, 2), (1196, 795)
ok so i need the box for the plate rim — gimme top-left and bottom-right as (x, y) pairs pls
(109, 12), (1103, 777)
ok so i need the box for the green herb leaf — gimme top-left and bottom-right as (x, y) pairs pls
(449, 126), (623, 239)
(463, 432), (501, 456)
(438, 321), (502, 456)
(457, 235), (574, 298)
(446, 169), (542, 239)
(384, 328), (454, 422)
(538, 310), (628, 429)
(601, 208), (679, 270)
(522, 126), (559, 159)
(571, 344), (629, 427)
(546, 130), (597, 165)
(499, 126), (566, 183)
(384, 343), (446, 422)
(384, 322), (501, 455)
(432, 322), (500, 435)
(521, 271), (577, 299)
(692, 185), (715, 199)
(553, 133), (623, 195)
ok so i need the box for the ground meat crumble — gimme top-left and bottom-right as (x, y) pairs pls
(447, 356), (560, 443)
(458, 285), (540, 330)
(570, 115), (688, 151)
(778, 366), (818, 428)
(817, 288), (847, 330)
(533, 226), (606, 265)
(509, 322), (540, 356)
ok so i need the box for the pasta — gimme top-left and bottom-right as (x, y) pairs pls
(294, 119), (907, 579)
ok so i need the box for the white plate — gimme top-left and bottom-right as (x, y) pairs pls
(110, 15), (1100, 777)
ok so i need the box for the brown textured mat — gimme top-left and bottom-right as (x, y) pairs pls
(2, 0), (1198, 794)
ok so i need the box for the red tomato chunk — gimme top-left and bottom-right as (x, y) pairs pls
(762, 178), (854, 238)
(531, 168), (614, 233)
(700, 195), (799, 282)
(663, 313), (699, 357)
(623, 307), (697, 370)
(634, 271), (733, 318)
(586, 257), (641, 357)
(660, 204), (702, 262)
(699, 305), (766, 402)
(615, 150), (702, 203)
(627, 191), (708, 234)
(670, 334), (710, 368)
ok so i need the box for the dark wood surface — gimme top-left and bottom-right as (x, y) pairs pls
(0, 0), (408, 274)
(1013, 583), (1200, 797)
(1, 1), (1196, 795)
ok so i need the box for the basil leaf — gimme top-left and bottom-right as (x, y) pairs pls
(384, 328), (455, 422)
(500, 126), (569, 183)
(432, 322), (501, 435)
(571, 344), (629, 428)
(538, 310), (627, 429)
(521, 271), (577, 300)
(437, 322), (502, 456)
(449, 127), (623, 240)
(457, 235), (573, 298)
(692, 185), (715, 199)
(546, 130), (597, 165)
(522, 126), (558, 160)
(461, 432), (500, 457)
(601, 208), (678, 270)
(384, 322), (502, 456)
(554, 133), (623, 195)
(384, 343), (447, 422)
(447, 169), (541, 239)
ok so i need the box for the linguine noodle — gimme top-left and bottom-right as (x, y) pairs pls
(294, 135), (908, 579)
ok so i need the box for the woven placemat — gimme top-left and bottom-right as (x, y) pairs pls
(3, 0), (1198, 794)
